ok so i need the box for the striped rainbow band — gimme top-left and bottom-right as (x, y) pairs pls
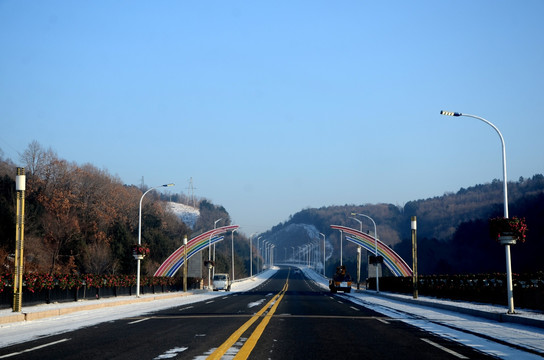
(154, 225), (240, 277)
(330, 225), (412, 277)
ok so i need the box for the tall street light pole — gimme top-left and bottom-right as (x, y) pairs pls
(352, 212), (379, 293)
(231, 229), (237, 282)
(441, 110), (513, 313)
(137, 183), (174, 297)
(207, 218), (223, 288)
(249, 233), (257, 277)
(338, 230), (343, 266)
(257, 236), (262, 273)
(319, 233), (326, 277)
(349, 216), (363, 289)
(212, 218), (223, 278)
(261, 240), (269, 269)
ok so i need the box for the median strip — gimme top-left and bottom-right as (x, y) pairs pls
(207, 271), (290, 360)
(233, 281), (288, 360)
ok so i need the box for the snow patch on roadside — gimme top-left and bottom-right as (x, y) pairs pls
(248, 299), (266, 308)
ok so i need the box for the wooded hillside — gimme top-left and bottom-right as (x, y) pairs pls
(0, 142), (250, 279)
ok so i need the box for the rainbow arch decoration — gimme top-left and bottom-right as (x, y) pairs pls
(154, 225), (239, 277)
(330, 225), (412, 277)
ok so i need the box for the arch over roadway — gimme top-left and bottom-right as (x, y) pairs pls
(154, 225), (240, 277)
(330, 225), (412, 277)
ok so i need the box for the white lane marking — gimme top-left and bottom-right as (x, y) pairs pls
(128, 317), (150, 325)
(376, 318), (390, 324)
(205, 300), (215, 304)
(179, 305), (194, 311)
(0, 338), (70, 359)
(349, 306), (360, 311)
(153, 346), (188, 359)
(420, 338), (469, 359)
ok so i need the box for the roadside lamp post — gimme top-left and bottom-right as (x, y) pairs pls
(212, 218), (223, 278)
(206, 218), (222, 290)
(319, 233), (326, 276)
(310, 242), (315, 269)
(351, 212), (379, 293)
(441, 110), (513, 313)
(268, 243), (273, 267)
(207, 231), (214, 289)
(137, 183), (174, 297)
(313, 241), (319, 269)
(257, 236), (262, 273)
(314, 242), (317, 268)
(291, 246), (295, 264)
(266, 243), (271, 267)
(249, 233), (257, 277)
(261, 240), (268, 269)
(231, 229), (237, 282)
(349, 216), (363, 289)
(338, 230), (343, 266)
(264, 242), (268, 267)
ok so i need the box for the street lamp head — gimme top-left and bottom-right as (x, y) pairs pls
(440, 110), (462, 117)
(162, 183), (175, 187)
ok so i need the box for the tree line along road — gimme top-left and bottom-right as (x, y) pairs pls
(0, 266), (495, 359)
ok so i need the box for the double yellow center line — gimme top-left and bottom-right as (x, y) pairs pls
(207, 272), (289, 360)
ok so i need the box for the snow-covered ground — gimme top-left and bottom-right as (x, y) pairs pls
(166, 201), (199, 229)
(2, 266), (544, 360)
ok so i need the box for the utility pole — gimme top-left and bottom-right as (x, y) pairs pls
(187, 177), (197, 207)
(411, 216), (418, 299)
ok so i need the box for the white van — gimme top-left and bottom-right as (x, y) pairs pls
(212, 273), (231, 291)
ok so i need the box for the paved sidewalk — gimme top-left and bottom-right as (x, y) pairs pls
(360, 289), (544, 330)
(0, 290), (199, 325)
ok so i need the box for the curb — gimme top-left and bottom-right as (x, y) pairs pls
(1, 291), (194, 325)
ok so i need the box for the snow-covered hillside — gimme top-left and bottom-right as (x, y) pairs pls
(166, 202), (200, 229)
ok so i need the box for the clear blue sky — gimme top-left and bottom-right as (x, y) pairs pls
(1, 1), (543, 234)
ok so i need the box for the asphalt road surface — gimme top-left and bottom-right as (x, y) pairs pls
(0, 266), (496, 359)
